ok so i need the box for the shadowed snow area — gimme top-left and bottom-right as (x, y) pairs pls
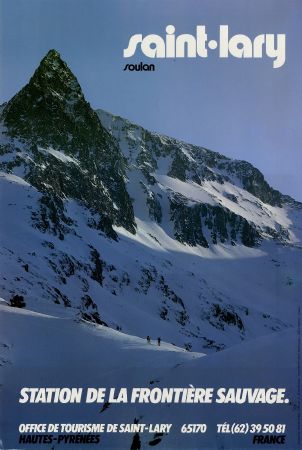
(0, 50), (301, 449)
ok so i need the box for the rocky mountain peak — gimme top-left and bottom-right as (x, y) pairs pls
(30, 49), (84, 103)
(0, 50), (136, 235)
(41, 48), (65, 65)
(0, 51), (301, 362)
(1, 49), (99, 150)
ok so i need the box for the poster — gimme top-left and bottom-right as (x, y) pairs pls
(0, 0), (301, 448)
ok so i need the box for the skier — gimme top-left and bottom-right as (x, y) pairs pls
(131, 433), (141, 450)
(157, 337), (161, 346)
(147, 335), (151, 344)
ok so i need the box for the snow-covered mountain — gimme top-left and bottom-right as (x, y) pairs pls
(0, 48), (301, 449)
(0, 49), (301, 354)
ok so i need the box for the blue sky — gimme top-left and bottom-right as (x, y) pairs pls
(1, 0), (301, 200)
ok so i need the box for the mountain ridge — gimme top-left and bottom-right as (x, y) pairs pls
(97, 108), (301, 208)
(97, 108), (301, 248)
(0, 50), (301, 355)
(1, 49), (136, 237)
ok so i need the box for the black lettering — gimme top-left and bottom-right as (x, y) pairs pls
(123, 62), (156, 71)
(253, 434), (286, 445)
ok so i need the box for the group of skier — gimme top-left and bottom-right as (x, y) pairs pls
(146, 336), (161, 346)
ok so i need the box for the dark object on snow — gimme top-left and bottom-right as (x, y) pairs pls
(10, 294), (26, 308)
(23, 264), (29, 272)
(100, 401), (110, 413)
(157, 337), (161, 346)
(147, 335), (151, 344)
(149, 437), (162, 446)
(131, 433), (141, 450)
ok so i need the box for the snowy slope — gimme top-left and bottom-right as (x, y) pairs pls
(0, 51), (301, 354)
(0, 50), (301, 449)
(97, 108), (302, 245)
(0, 301), (298, 449)
(0, 169), (299, 355)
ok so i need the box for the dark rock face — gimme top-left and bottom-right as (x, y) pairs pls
(140, 182), (162, 223)
(170, 197), (209, 247)
(210, 303), (244, 332)
(98, 109), (289, 249)
(3, 50), (112, 162)
(170, 194), (260, 248)
(80, 295), (107, 326)
(218, 160), (283, 207)
(31, 193), (74, 240)
(1, 49), (136, 235)
(168, 151), (189, 181)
